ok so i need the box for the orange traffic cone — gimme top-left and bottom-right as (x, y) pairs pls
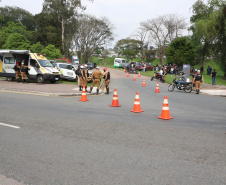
(133, 74), (136, 81)
(124, 68), (126, 72)
(79, 86), (89, 102)
(131, 92), (144, 113)
(138, 72), (141, 77)
(110, 89), (121, 107)
(142, 79), (146, 87)
(155, 83), (160, 93)
(158, 96), (173, 120)
(126, 72), (129, 77)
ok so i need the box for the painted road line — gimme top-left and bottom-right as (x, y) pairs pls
(0, 122), (20, 129)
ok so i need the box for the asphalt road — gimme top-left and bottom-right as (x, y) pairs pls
(0, 73), (226, 185)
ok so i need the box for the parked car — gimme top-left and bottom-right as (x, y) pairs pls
(53, 63), (76, 81)
(87, 62), (94, 69)
(145, 63), (153, 71)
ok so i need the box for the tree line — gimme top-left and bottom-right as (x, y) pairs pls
(115, 0), (226, 76)
(0, 0), (114, 62)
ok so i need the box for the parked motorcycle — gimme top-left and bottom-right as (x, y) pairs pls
(151, 72), (162, 81)
(168, 78), (192, 93)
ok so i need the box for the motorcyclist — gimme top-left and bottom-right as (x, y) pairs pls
(176, 72), (188, 89)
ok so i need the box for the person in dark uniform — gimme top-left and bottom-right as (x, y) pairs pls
(89, 67), (104, 94)
(103, 67), (110, 94)
(193, 70), (204, 94)
(84, 65), (89, 92)
(20, 62), (29, 83)
(75, 65), (81, 91)
(13, 62), (21, 82)
(200, 65), (204, 74)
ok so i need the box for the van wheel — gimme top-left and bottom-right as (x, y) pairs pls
(37, 75), (44, 83)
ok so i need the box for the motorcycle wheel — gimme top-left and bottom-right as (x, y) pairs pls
(184, 85), (192, 93)
(168, 84), (175, 92)
(151, 76), (154, 81)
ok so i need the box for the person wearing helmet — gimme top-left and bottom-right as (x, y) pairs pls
(103, 67), (110, 94)
(20, 61), (29, 83)
(193, 69), (204, 94)
(89, 66), (104, 94)
(13, 61), (21, 83)
(176, 72), (187, 89)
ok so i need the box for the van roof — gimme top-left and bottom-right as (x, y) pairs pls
(0, 50), (30, 54)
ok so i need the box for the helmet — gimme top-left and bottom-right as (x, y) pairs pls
(104, 67), (107, 71)
(96, 67), (99, 69)
(80, 66), (84, 69)
(21, 62), (24, 65)
(84, 64), (87, 67)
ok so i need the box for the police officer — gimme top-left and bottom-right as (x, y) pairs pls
(103, 67), (110, 94)
(193, 70), (204, 94)
(79, 66), (85, 91)
(75, 65), (81, 91)
(20, 61), (29, 83)
(84, 64), (89, 92)
(13, 62), (20, 83)
(89, 67), (103, 94)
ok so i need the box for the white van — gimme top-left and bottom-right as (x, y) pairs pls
(72, 56), (79, 64)
(0, 50), (60, 83)
(114, 58), (126, 68)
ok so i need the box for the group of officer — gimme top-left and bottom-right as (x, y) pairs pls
(76, 65), (110, 95)
(13, 61), (29, 83)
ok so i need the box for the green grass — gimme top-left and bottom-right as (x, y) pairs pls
(193, 59), (226, 86)
(92, 56), (225, 86)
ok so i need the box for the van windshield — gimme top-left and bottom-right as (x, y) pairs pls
(38, 60), (53, 67)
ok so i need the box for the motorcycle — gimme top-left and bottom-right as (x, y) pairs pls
(168, 78), (192, 93)
(151, 72), (162, 81)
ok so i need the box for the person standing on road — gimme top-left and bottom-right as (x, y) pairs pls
(193, 70), (204, 94)
(79, 66), (85, 91)
(75, 65), (81, 91)
(84, 65), (89, 92)
(20, 61), (29, 83)
(211, 69), (217, 85)
(103, 67), (110, 94)
(13, 62), (21, 83)
(89, 67), (104, 94)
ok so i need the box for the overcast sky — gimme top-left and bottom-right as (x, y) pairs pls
(1, 0), (203, 47)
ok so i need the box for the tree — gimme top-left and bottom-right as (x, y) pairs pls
(132, 29), (149, 63)
(165, 37), (196, 66)
(140, 14), (187, 66)
(42, 0), (93, 55)
(30, 42), (44, 53)
(73, 14), (114, 63)
(3, 33), (31, 50)
(0, 6), (36, 31)
(190, 0), (226, 75)
(114, 39), (143, 61)
(41, 44), (62, 59)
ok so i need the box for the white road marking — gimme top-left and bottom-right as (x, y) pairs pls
(0, 122), (20, 129)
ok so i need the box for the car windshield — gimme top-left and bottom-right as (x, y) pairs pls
(59, 64), (72, 70)
(38, 60), (53, 67)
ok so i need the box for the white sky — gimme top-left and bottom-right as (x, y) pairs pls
(0, 0), (203, 47)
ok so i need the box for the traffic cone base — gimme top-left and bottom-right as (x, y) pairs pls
(131, 92), (143, 113)
(124, 68), (126, 72)
(138, 72), (141, 77)
(110, 89), (121, 107)
(79, 86), (89, 102)
(158, 96), (173, 120)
